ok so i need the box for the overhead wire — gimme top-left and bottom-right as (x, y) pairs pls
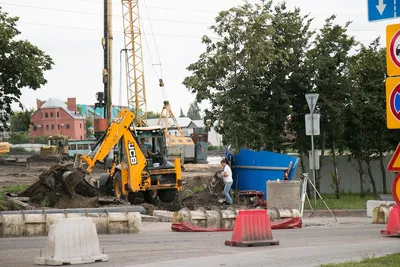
(0, 2), (387, 33)
(141, 0), (168, 102)
(143, 0), (163, 79)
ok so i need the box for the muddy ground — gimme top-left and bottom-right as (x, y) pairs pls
(0, 157), (225, 211)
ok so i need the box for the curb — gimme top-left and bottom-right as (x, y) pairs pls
(303, 209), (367, 218)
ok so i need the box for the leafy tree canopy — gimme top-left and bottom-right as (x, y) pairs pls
(0, 8), (54, 130)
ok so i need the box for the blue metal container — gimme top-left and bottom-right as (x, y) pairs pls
(230, 149), (299, 200)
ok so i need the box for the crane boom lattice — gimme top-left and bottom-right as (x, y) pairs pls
(121, 0), (147, 127)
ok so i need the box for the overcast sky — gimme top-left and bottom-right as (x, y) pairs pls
(0, 0), (394, 116)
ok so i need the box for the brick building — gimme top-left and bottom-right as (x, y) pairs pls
(29, 98), (86, 140)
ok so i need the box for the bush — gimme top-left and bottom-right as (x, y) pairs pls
(8, 132), (30, 144)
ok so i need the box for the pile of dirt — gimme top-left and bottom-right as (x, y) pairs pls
(182, 191), (221, 210)
(181, 171), (227, 210)
(20, 165), (99, 209)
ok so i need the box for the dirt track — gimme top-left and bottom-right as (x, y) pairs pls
(0, 165), (47, 187)
(0, 163), (221, 188)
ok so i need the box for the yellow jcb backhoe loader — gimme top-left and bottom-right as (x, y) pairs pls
(75, 108), (182, 204)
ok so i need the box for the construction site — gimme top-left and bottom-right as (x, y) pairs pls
(1, 0), (400, 267)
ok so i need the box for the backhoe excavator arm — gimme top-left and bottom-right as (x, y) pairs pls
(81, 108), (142, 173)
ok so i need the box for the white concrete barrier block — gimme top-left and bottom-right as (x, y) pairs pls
(367, 200), (395, 217)
(34, 217), (108, 265)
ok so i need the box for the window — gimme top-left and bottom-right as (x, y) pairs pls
(45, 112), (48, 118)
(46, 125), (49, 130)
(50, 112), (54, 118)
(51, 125), (54, 130)
(33, 126), (37, 131)
(80, 136), (83, 140)
(66, 124), (70, 129)
(58, 124), (60, 130)
(80, 123), (82, 129)
(57, 112), (60, 118)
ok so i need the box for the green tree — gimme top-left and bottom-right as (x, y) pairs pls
(306, 16), (357, 199)
(345, 38), (398, 197)
(265, 3), (313, 153)
(10, 109), (35, 132)
(184, 2), (276, 150)
(85, 117), (94, 138)
(186, 100), (201, 121)
(147, 111), (161, 119)
(179, 108), (186, 118)
(0, 8), (54, 130)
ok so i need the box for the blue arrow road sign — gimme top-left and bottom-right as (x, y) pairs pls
(368, 0), (397, 21)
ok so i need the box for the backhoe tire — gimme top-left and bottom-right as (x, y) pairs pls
(113, 171), (127, 201)
(158, 189), (177, 202)
(144, 190), (158, 204)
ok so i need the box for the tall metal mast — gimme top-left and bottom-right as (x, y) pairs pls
(94, 0), (113, 139)
(121, 0), (147, 127)
(103, 0), (113, 121)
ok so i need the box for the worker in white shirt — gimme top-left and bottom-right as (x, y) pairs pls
(220, 159), (233, 205)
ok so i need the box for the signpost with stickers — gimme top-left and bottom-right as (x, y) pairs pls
(381, 23), (400, 237)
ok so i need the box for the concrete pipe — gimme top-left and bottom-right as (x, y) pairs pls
(0, 210), (142, 238)
(372, 204), (394, 224)
(172, 207), (237, 230)
(278, 207), (301, 219)
(172, 207), (301, 230)
(0, 206), (147, 215)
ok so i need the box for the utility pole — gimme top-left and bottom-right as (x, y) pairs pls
(103, 0), (113, 121)
(94, 0), (113, 139)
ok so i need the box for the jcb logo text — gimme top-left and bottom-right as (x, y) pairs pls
(128, 143), (137, 165)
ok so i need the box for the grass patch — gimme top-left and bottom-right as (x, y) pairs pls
(2, 184), (30, 194)
(320, 253), (400, 267)
(304, 193), (379, 210)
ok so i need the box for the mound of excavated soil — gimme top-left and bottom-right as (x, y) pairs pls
(182, 191), (221, 210)
(20, 165), (99, 209)
(181, 171), (227, 210)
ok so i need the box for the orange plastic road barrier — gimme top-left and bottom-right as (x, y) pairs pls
(381, 174), (400, 237)
(225, 210), (279, 247)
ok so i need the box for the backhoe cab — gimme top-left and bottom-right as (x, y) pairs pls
(80, 108), (182, 204)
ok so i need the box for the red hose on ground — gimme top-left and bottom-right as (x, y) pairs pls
(171, 217), (302, 232)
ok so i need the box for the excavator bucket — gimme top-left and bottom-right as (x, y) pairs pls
(20, 165), (99, 208)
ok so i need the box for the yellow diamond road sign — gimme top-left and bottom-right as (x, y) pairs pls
(386, 23), (400, 77)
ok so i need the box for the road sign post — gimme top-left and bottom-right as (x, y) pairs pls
(368, 0), (396, 22)
(305, 93), (319, 208)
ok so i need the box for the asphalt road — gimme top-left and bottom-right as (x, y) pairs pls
(0, 220), (399, 267)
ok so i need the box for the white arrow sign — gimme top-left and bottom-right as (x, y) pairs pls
(376, 0), (386, 15)
(305, 93), (319, 114)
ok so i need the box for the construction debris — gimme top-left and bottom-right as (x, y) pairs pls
(6, 197), (32, 209)
(20, 165), (99, 209)
(181, 171), (227, 210)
